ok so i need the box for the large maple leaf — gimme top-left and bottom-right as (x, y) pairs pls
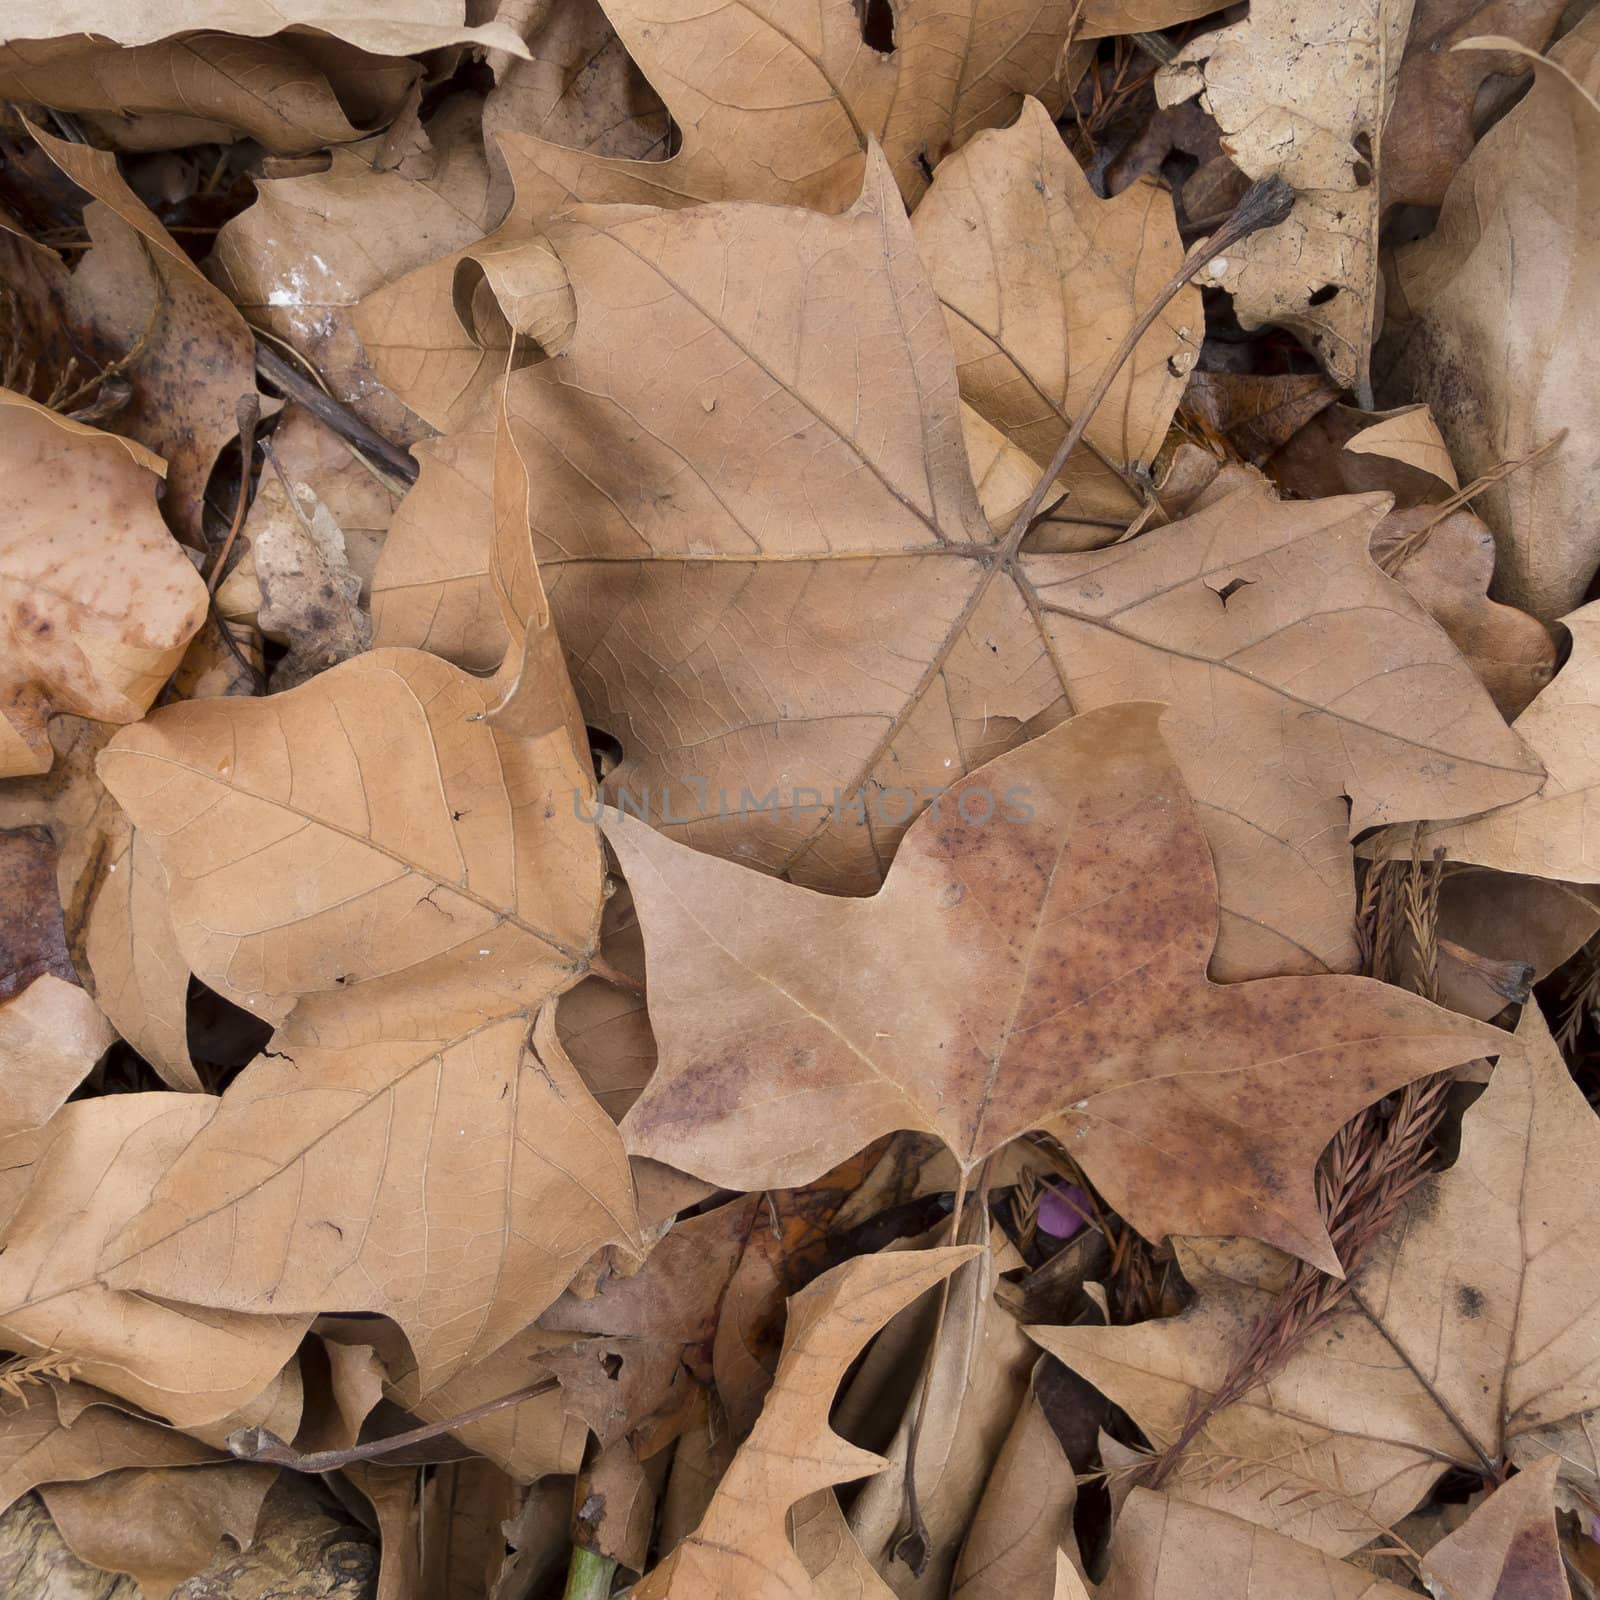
(1035, 1000), (1600, 1555)
(603, 702), (1499, 1267)
(449, 153), (1536, 978)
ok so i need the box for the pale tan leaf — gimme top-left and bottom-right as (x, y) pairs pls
(950, 1361), (1078, 1600)
(634, 1246), (976, 1600)
(1343, 405), (1459, 490)
(608, 704), (1501, 1268)
(0, 1383), (217, 1518)
(1157, 0), (1414, 391)
(0, 3), (529, 55)
(0, 1092), (308, 1427)
(1420, 1455), (1567, 1600)
(0, 977), (113, 1140)
(344, 1462), (420, 1600)
(1090, 1489), (1418, 1599)
(792, 1490), (896, 1599)
(211, 120), (493, 441)
(432, 161), (1539, 979)
(1371, 599), (1600, 880)
(99, 1000), (638, 1388)
(911, 97), (1200, 530)
(40, 1462), (277, 1600)
(0, 392), (205, 777)
(1036, 1001), (1600, 1553)
(0, 33), (401, 155)
(1392, 17), (1600, 622)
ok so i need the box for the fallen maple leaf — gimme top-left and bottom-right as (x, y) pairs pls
(633, 1245), (975, 1599)
(1156, 0), (1412, 392)
(605, 702), (1500, 1268)
(1371, 599), (1600, 880)
(0, 392), (206, 778)
(397, 159), (1538, 978)
(1393, 18), (1600, 622)
(1035, 1000), (1600, 1554)
(911, 97), (1201, 542)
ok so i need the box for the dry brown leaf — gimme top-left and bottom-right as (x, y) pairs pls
(608, 703), (1501, 1269)
(0, 1092), (309, 1427)
(909, 97), (1200, 537)
(413, 163), (1539, 978)
(1343, 404), (1460, 489)
(0, 391), (206, 778)
(1374, 508), (1556, 722)
(1157, 0), (1413, 392)
(0, 33), (407, 155)
(1371, 599), (1600, 880)
(1391, 17), (1600, 621)
(848, 1224), (1034, 1598)
(949, 1361), (1078, 1600)
(1383, 0), (1567, 209)
(29, 126), (261, 545)
(1036, 1001), (1600, 1554)
(40, 1462), (278, 1600)
(0, 5), (529, 55)
(481, 0), (670, 219)
(422, 1458), (519, 1600)
(211, 112), (494, 441)
(343, 1461), (421, 1600)
(0, 1382), (217, 1519)
(0, 976), (114, 1141)
(1180, 372), (1340, 466)
(485, 0), (1084, 217)
(575, 1435), (654, 1570)
(633, 1246), (976, 1599)
(0, 719), (198, 1091)
(791, 1488), (897, 1599)
(1084, 1489), (1419, 1599)
(1420, 1455), (1567, 1600)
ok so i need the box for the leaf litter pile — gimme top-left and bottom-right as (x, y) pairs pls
(4, 2), (1600, 1597)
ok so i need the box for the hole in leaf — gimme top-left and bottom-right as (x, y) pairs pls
(856, 0), (896, 53)
(586, 725), (624, 780)
(1211, 576), (1253, 606)
(1307, 284), (1341, 306)
(601, 1351), (624, 1380)
(1352, 130), (1373, 187)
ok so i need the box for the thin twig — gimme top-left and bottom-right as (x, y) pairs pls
(227, 1376), (557, 1472)
(254, 341), (419, 486)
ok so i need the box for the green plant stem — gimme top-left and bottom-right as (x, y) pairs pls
(563, 1546), (617, 1600)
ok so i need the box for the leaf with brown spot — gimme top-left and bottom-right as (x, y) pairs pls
(633, 1246), (976, 1600)
(1036, 1001), (1600, 1554)
(0, 391), (206, 777)
(434, 163), (1538, 979)
(0, 828), (75, 1001)
(607, 703), (1500, 1269)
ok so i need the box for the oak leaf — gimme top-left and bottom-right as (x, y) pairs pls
(0, 392), (207, 778)
(633, 1245), (976, 1599)
(448, 161), (1537, 977)
(1157, 0), (1413, 392)
(1372, 599), (1600, 880)
(606, 703), (1500, 1268)
(1393, 18), (1600, 622)
(1035, 1001), (1600, 1554)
